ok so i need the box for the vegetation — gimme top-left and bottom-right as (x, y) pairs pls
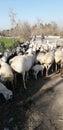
(0, 20), (62, 42)
(0, 37), (18, 52)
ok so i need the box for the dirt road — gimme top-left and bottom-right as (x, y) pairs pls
(0, 72), (63, 130)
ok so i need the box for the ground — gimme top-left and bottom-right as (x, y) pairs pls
(0, 72), (63, 130)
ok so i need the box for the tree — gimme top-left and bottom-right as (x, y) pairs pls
(9, 9), (16, 28)
(15, 21), (31, 42)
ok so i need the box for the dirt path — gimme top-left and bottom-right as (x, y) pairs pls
(25, 73), (63, 130)
(0, 72), (63, 130)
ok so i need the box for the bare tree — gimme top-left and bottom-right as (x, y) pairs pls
(18, 21), (31, 42)
(31, 18), (43, 35)
(9, 9), (16, 28)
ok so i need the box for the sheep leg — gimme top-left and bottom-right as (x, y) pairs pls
(33, 71), (38, 79)
(46, 69), (48, 76)
(60, 64), (63, 76)
(45, 65), (48, 76)
(14, 73), (17, 88)
(55, 63), (58, 71)
(26, 72), (29, 81)
(11, 80), (15, 94)
(41, 70), (43, 76)
(22, 72), (27, 89)
(34, 72), (37, 79)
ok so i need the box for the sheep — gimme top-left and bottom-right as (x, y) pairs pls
(42, 51), (55, 76)
(0, 59), (14, 91)
(1, 49), (11, 62)
(0, 82), (13, 100)
(0, 59), (14, 81)
(60, 58), (63, 76)
(32, 64), (44, 79)
(55, 48), (63, 63)
(9, 50), (36, 89)
(36, 52), (45, 64)
(54, 47), (63, 72)
(36, 51), (55, 76)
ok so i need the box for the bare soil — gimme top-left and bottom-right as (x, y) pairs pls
(0, 72), (63, 130)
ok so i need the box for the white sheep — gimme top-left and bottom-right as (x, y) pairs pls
(36, 51), (55, 76)
(42, 51), (55, 76)
(36, 52), (45, 64)
(0, 59), (14, 82)
(0, 59), (14, 91)
(55, 48), (63, 71)
(0, 82), (13, 100)
(32, 64), (44, 79)
(10, 50), (36, 89)
(55, 48), (63, 63)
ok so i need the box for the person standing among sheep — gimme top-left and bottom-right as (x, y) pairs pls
(41, 33), (45, 42)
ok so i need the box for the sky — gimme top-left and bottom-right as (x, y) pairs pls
(0, 0), (63, 30)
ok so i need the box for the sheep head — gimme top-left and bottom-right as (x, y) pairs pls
(0, 82), (13, 100)
(3, 89), (13, 100)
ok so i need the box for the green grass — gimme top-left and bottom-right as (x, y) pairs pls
(0, 37), (18, 51)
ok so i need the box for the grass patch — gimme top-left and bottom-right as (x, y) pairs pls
(0, 37), (18, 52)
